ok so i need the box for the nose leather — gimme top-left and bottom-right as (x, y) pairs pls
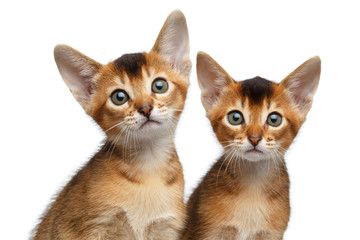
(248, 135), (262, 146)
(138, 105), (153, 118)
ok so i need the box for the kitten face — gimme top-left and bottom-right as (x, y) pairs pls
(197, 52), (320, 162)
(207, 77), (301, 162)
(53, 10), (191, 146)
(90, 52), (189, 142)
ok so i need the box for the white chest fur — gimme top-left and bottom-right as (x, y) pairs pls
(124, 176), (182, 239)
(91, 172), (184, 240)
(227, 185), (270, 236)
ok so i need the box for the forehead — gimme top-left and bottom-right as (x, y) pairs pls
(215, 76), (285, 115)
(109, 52), (176, 84)
(105, 52), (156, 88)
(113, 53), (147, 78)
(240, 76), (274, 104)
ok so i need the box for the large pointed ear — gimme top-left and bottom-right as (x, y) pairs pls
(197, 52), (234, 110)
(151, 10), (191, 78)
(281, 56), (321, 114)
(54, 44), (102, 110)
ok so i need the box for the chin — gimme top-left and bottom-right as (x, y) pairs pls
(136, 121), (173, 138)
(242, 151), (267, 162)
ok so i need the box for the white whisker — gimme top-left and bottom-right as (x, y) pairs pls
(104, 121), (124, 133)
(226, 148), (239, 176)
(107, 126), (127, 161)
(216, 154), (229, 187)
(123, 127), (131, 159)
(223, 142), (236, 149)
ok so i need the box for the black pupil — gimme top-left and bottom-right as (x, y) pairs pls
(116, 92), (126, 102)
(233, 112), (241, 122)
(270, 114), (278, 123)
(155, 81), (164, 90)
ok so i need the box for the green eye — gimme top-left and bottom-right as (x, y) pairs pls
(111, 90), (129, 105)
(152, 78), (168, 93)
(228, 111), (244, 125)
(267, 112), (282, 127)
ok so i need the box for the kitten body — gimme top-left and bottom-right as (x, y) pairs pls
(32, 10), (191, 240)
(182, 53), (321, 240)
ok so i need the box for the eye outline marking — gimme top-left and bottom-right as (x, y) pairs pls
(266, 112), (283, 127)
(151, 77), (169, 94)
(227, 110), (245, 126)
(110, 89), (129, 106)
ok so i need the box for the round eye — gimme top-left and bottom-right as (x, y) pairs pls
(267, 112), (282, 127)
(152, 78), (168, 94)
(228, 111), (244, 125)
(111, 90), (129, 105)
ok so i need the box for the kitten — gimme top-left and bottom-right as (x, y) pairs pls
(32, 10), (191, 240)
(182, 52), (321, 240)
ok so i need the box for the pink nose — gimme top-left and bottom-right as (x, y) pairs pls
(248, 136), (262, 146)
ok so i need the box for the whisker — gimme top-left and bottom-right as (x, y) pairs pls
(108, 126), (127, 161)
(270, 148), (284, 178)
(227, 149), (239, 176)
(103, 122), (125, 159)
(123, 127), (131, 159)
(224, 157), (232, 177)
(223, 143), (236, 149)
(269, 150), (277, 176)
(168, 115), (180, 132)
(216, 152), (231, 187)
(164, 121), (173, 136)
(230, 149), (239, 176)
(168, 116), (178, 128)
(165, 117), (176, 135)
(134, 129), (140, 152)
(129, 129), (140, 157)
(129, 128), (134, 157)
(275, 149), (285, 168)
(104, 121), (124, 133)
(221, 148), (236, 177)
(120, 127), (129, 159)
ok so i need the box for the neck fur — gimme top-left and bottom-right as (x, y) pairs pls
(221, 151), (286, 182)
(105, 133), (175, 167)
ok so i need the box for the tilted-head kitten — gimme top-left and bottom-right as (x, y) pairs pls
(32, 10), (191, 240)
(182, 52), (320, 240)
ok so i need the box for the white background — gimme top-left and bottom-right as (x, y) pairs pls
(1, 0), (359, 239)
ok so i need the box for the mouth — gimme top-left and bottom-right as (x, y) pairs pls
(242, 148), (266, 162)
(139, 119), (161, 129)
(245, 148), (263, 154)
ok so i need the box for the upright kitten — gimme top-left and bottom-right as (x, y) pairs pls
(32, 10), (191, 240)
(182, 52), (320, 240)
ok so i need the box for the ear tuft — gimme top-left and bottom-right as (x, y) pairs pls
(281, 56), (321, 114)
(151, 10), (191, 78)
(196, 52), (233, 110)
(54, 44), (102, 109)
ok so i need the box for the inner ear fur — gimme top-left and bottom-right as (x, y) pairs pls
(281, 56), (321, 114)
(196, 52), (234, 110)
(151, 10), (191, 78)
(54, 44), (102, 111)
